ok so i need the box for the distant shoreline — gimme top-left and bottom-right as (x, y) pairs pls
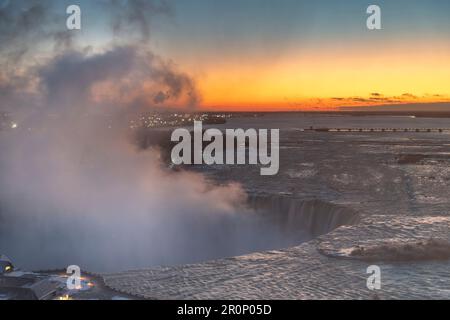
(204, 111), (450, 119)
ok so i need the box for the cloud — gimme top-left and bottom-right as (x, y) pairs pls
(0, 0), (172, 61)
(153, 90), (170, 104)
(36, 46), (200, 113)
(107, 0), (173, 42)
(331, 92), (440, 105)
(39, 47), (137, 111)
(398, 93), (418, 99)
(340, 102), (450, 112)
(0, 0), (76, 63)
(0, 0), (200, 114)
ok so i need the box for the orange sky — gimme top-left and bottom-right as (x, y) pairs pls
(184, 42), (450, 111)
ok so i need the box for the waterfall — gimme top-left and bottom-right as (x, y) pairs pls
(248, 195), (360, 240)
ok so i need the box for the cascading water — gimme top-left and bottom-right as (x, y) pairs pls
(247, 195), (360, 243)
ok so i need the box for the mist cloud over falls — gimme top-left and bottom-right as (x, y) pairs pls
(0, 44), (264, 272)
(0, 104), (305, 272)
(0, 122), (257, 271)
(0, 0), (291, 272)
